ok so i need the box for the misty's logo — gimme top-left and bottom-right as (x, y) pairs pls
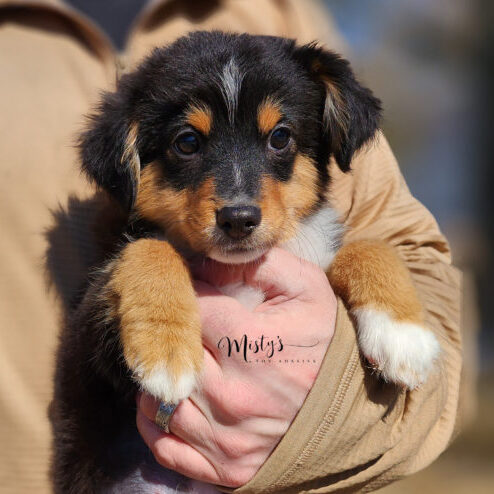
(217, 334), (319, 362)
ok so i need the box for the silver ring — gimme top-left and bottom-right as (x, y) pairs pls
(154, 401), (178, 433)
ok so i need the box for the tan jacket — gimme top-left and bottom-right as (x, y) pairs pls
(0, 1), (462, 493)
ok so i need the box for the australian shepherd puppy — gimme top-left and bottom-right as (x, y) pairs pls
(50, 31), (440, 493)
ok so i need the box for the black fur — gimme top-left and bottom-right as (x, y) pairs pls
(51, 31), (381, 493)
(292, 43), (382, 171)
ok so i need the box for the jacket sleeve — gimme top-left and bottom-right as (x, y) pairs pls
(222, 134), (462, 493)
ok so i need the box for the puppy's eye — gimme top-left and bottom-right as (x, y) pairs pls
(269, 127), (291, 150)
(174, 132), (200, 155)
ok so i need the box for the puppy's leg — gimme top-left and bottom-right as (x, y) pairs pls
(108, 238), (203, 403)
(328, 240), (440, 389)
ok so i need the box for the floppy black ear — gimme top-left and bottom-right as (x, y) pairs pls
(293, 43), (382, 171)
(78, 91), (140, 212)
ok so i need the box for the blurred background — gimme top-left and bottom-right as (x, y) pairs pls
(322, 0), (493, 492)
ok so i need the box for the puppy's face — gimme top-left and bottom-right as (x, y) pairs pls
(81, 32), (381, 263)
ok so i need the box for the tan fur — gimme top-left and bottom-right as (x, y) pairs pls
(108, 238), (203, 379)
(257, 97), (282, 134)
(280, 153), (319, 220)
(121, 122), (140, 186)
(135, 162), (222, 252)
(136, 154), (318, 253)
(258, 176), (286, 243)
(256, 153), (320, 244)
(328, 240), (424, 324)
(186, 104), (213, 135)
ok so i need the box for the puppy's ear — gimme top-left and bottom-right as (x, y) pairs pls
(78, 91), (140, 211)
(293, 43), (382, 171)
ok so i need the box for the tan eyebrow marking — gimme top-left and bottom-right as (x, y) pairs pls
(185, 104), (213, 135)
(257, 97), (282, 135)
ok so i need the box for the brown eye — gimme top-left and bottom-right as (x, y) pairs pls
(269, 127), (291, 150)
(174, 132), (200, 155)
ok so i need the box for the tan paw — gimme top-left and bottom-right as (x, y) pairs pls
(109, 238), (203, 402)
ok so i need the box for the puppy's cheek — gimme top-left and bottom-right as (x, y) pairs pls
(183, 178), (222, 251)
(259, 153), (319, 244)
(280, 153), (319, 224)
(135, 162), (186, 226)
(135, 164), (218, 253)
(258, 176), (287, 243)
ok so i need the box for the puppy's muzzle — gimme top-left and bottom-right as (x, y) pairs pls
(216, 205), (261, 240)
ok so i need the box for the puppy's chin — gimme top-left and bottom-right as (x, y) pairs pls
(207, 247), (267, 265)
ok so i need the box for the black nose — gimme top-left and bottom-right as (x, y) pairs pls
(216, 206), (262, 239)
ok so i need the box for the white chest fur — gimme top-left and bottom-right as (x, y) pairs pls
(280, 206), (343, 271)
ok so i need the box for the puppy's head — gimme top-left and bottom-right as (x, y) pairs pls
(80, 31), (381, 263)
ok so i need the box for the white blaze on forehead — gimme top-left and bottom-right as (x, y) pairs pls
(232, 160), (243, 188)
(219, 58), (244, 124)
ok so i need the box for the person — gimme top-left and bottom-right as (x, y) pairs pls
(0, 0), (462, 493)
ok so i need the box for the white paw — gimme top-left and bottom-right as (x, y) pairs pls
(353, 308), (441, 389)
(135, 364), (197, 403)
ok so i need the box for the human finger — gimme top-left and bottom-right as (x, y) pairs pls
(136, 408), (224, 485)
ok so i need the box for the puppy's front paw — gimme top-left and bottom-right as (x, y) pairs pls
(353, 307), (440, 389)
(122, 312), (203, 403)
(109, 238), (203, 403)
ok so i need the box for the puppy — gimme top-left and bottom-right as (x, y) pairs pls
(50, 31), (440, 493)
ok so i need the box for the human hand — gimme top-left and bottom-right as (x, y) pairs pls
(137, 248), (337, 487)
